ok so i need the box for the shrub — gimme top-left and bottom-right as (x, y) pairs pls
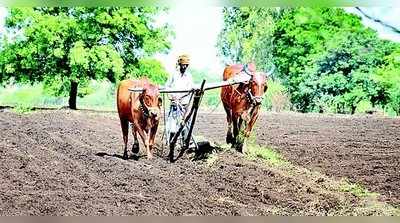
(263, 80), (291, 112)
(355, 100), (373, 114)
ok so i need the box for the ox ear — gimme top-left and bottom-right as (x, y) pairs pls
(158, 97), (162, 107)
(263, 74), (268, 93)
(263, 83), (268, 93)
(264, 66), (275, 79)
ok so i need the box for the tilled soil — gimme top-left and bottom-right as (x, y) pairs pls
(196, 112), (400, 207)
(0, 109), (399, 215)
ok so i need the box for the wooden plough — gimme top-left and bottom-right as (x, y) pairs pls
(129, 74), (250, 161)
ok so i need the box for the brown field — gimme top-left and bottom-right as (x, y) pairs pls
(0, 109), (399, 215)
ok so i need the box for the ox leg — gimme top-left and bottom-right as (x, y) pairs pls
(131, 124), (140, 155)
(149, 125), (158, 156)
(232, 115), (241, 150)
(223, 105), (234, 144)
(137, 128), (153, 160)
(120, 119), (129, 159)
(244, 109), (260, 138)
(236, 117), (245, 153)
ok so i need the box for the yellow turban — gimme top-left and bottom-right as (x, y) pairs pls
(177, 54), (190, 65)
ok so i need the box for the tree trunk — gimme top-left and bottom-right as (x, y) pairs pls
(68, 81), (78, 109)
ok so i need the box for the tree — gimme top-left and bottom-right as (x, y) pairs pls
(273, 8), (398, 113)
(217, 7), (400, 114)
(0, 7), (172, 109)
(374, 48), (400, 115)
(216, 7), (278, 71)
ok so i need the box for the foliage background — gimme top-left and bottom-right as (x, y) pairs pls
(0, 7), (172, 109)
(217, 7), (400, 116)
(1, 7), (399, 116)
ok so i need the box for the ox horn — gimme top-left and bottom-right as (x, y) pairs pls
(264, 65), (276, 80)
(128, 87), (144, 92)
(129, 86), (165, 92)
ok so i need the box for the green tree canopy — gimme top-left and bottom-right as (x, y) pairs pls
(0, 7), (172, 109)
(373, 48), (400, 115)
(217, 7), (400, 114)
(217, 7), (278, 71)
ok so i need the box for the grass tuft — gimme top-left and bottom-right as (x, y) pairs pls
(245, 143), (288, 167)
(12, 104), (34, 114)
(340, 180), (379, 198)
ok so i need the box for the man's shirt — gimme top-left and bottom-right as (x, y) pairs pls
(165, 71), (194, 105)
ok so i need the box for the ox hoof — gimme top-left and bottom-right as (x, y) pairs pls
(226, 133), (234, 144)
(132, 143), (139, 154)
(235, 142), (244, 153)
(147, 154), (154, 160)
(131, 152), (139, 158)
(123, 153), (128, 160)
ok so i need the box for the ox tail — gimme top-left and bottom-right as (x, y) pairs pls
(116, 81), (122, 112)
(116, 81), (129, 114)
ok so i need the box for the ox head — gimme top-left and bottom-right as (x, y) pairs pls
(246, 66), (274, 106)
(139, 82), (162, 120)
(242, 63), (274, 106)
(247, 72), (267, 106)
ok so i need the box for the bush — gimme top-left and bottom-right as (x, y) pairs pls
(128, 58), (169, 84)
(202, 88), (221, 107)
(77, 80), (115, 110)
(388, 87), (400, 115)
(263, 80), (291, 112)
(355, 100), (373, 114)
(373, 49), (400, 115)
(313, 94), (336, 113)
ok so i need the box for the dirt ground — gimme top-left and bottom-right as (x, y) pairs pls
(0, 109), (399, 215)
(196, 112), (400, 206)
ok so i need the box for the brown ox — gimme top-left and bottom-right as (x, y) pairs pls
(117, 78), (161, 159)
(221, 63), (268, 152)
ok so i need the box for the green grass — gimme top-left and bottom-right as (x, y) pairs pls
(77, 80), (116, 111)
(240, 132), (288, 167)
(340, 180), (379, 198)
(0, 80), (223, 111)
(201, 88), (221, 107)
(241, 141), (399, 215)
(245, 143), (289, 167)
(263, 80), (291, 111)
(0, 81), (115, 111)
(0, 83), (65, 108)
(12, 104), (34, 114)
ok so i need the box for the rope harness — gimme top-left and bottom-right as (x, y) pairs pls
(226, 64), (263, 122)
(130, 91), (159, 119)
(228, 64), (264, 108)
(139, 96), (150, 118)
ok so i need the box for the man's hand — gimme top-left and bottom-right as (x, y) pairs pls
(191, 87), (201, 94)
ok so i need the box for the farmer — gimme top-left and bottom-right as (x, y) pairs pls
(164, 54), (195, 144)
